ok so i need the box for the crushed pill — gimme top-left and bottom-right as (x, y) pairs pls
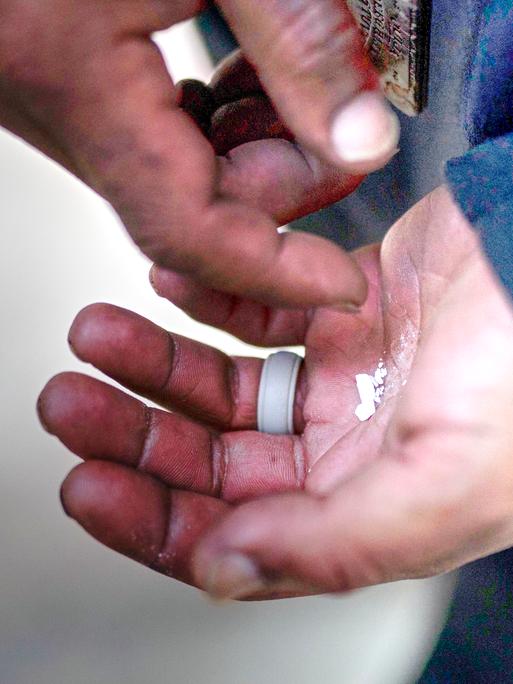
(355, 360), (387, 422)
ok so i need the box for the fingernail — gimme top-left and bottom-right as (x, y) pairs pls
(148, 265), (163, 297)
(340, 302), (361, 314)
(67, 332), (77, 355)
(331, 91), (400, 165)
(205, 553), (265, 601)
(36, 395), (51, 434)
(59, 483), (72, 518)
(327, 302), (361, 315)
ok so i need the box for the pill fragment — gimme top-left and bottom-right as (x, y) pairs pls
(355, 360), (387, 422)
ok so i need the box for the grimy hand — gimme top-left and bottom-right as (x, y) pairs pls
(0, 0), (399, 308)
(39, 187), (513, 599)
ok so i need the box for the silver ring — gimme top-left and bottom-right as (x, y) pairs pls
(257, 351), (303, 434)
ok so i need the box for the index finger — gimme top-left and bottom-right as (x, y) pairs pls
(3, 1), (366, 308)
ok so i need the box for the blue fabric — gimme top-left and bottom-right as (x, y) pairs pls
(447, 135), (513, 296)
(446, 0), (513, 299)
(196, 8), (237, 63)
(417, 547), (513, 684)
(462, 0), (513, 146)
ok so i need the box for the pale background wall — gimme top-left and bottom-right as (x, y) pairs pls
(0, 20), (455, 684)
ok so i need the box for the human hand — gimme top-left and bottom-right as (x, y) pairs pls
(0, 0), (398, 308)
(39, 186), (512, 601)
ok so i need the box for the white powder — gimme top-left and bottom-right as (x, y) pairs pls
(355, 360), (387, 422)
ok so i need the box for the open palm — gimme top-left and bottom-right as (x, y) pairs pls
(39, 187), (513, 599)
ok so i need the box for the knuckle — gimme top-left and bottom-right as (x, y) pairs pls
(211, 435), (228, 499)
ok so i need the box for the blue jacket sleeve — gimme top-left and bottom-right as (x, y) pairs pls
(446, 135), (513, 295)
(445, 0), (513, 297)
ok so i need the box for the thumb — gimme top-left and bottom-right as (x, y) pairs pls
(216, 0), (400, 173)
(193, 447), (498, 600)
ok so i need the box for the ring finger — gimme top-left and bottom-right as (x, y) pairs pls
(39, 372), (305, 502)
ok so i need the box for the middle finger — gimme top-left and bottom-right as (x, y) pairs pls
(68, 303), (265, 431)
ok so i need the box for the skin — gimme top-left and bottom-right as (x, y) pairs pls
(38, 186), (513, 600)
(0, 0), (393, 307)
